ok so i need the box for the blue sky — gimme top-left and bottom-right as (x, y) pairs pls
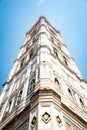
(0, 0), (87, 91)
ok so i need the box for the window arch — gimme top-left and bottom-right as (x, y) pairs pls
(79, 98), (84, 106)
(54, 78), (60, 89)
(55, 78), (59, 84)
(30, 78), (35, 91)
(32, 37), (38, 43)
(8, 100), (12, 112)
(20, 57), (26, 68)
(29, 48), (34, 60)
(5, 99), (12, 114)
(67, 88), (74, 101)
(17, 90), (23, 105)
(53, 48), (58, 58)
(63, 56), (68, 66)
(68, 88), (72, 96)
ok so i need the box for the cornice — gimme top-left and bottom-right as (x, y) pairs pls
(62, 103), (87, 128)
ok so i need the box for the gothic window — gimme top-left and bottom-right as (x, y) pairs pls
(33, 37), (38, 44)
(79, 98), (84, 108)
(9, 100), (12, 107)
(55, 78), (60, 89)
(5, 100), (12, 113)
(14, 94), (17, 107)
(17, 90), (22, 105)
(63, 56), (68, 66)
(30, 78), (35, 91)
(53, 47), (58, 58)
(55, 78), (59, 84)
(20, 57), (26, 68)
(29, 49), (34, 59)
(68, 88), (73, 101)
(68, 88), (72, 97)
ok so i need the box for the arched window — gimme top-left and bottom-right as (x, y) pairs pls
(8, 100), (12, 112)
(29, 49), (34, 59)
(30, 78), (35, 91)
(63, 56), (68, 66)
(20, 57), (26, 68)
(79, 98), (84, 106)
(68, 88), (74, 101)
(55, 78), (60, 89)
(33, 37), (37, 43)
(53, 48), (58, 58)
(6, 100), (12, 113)
(68, 88), (72, 96)
(55, 78), (59, 84)
(17, 90), (22, 104)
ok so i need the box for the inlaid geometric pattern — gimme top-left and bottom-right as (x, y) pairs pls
(42, 112), (51, 123)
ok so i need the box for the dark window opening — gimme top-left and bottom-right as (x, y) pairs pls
(30, 78), (35, 91)
(31, 79), (35, 84)
(33, 37), (37, 43)
(9, 100), (12, 107)
(55, 78), (59, 84)
(17, 90), (22, 104)
(63, 56), (68, 65)
(29, 49), (34, 59)
(68, 88), (72, 96)
(79, 98), (84, 105)
(55, 78), (60, 89)
(53, 48), (58, 58)
(20, 57), (26, 68)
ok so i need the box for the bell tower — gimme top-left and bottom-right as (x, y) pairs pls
(0, 16), (87, 130)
